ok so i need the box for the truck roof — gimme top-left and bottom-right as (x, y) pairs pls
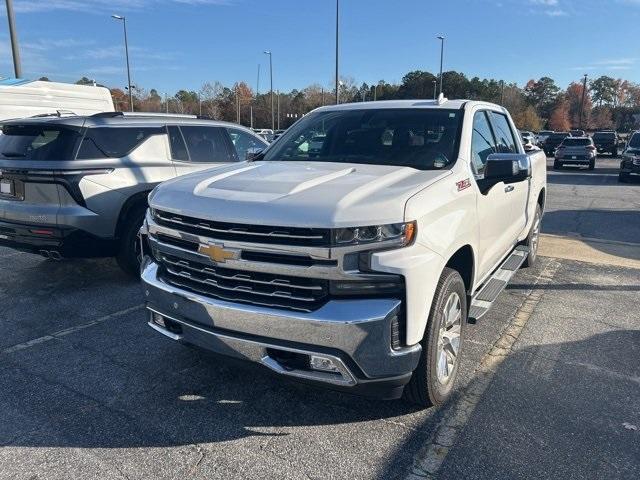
(314, 99), (503, 113)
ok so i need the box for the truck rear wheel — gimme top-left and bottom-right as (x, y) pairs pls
(403, 268), (466, 408)
(116, 205), (147, 278)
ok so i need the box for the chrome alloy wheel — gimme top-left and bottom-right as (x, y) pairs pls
(531, 213), (541, 256)
(436, 292), (462, 384)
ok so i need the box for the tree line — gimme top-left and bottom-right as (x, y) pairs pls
(70, 71), (640, 132)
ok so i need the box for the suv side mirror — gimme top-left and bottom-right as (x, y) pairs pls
(478, 153), (531, 194)
(245, 147), (264, 161)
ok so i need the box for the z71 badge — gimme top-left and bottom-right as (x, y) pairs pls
(456, 178), (471, 191)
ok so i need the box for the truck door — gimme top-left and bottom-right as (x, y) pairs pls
(487, 111), (529, 237)
(470, 110), (521, 278)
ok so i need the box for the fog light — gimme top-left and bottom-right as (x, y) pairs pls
(310, 355), (339, 373)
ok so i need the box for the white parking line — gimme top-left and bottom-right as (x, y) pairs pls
(1, 304), (145, 356)
(406, 261), (561, 480)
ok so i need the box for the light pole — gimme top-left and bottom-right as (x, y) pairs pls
(437, 35), (445, 97)
(432, 80), (437, 100)
(579, 74), (588, 130)
(5, 0), (22, 78)
(335, 0), (339, 104)
(112, 15), (133, 112)
(264, 50), (274, 130)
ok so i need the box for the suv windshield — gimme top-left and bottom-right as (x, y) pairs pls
(593, 132), (615, 140)
(262, 108), (463, 170)
(562, 138), (591, 146)
(0, 125), (80, 160)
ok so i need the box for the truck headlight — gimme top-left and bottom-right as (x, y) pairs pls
(332, 221), (416, 247)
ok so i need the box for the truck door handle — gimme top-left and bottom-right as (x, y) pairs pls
(504, 185), (515, 193)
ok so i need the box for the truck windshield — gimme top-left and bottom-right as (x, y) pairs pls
(0, 125), (80, 161)
(262, 108), (463, 170)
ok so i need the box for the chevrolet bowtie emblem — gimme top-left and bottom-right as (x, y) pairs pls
(198, 243), (238, 263)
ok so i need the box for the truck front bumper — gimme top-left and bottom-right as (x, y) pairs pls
(141, 259), (422, 399)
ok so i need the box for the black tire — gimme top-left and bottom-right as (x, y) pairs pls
(588, 158), (595, 170)
(611, 148), (618, 158)
(618, 173), (629, 183)
(403, 268), (466, 408)
(115, 205), (147, 277)
(521, 204), (542, 268)
(553, 160), (562, 170)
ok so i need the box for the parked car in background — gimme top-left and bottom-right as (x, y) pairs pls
(619, 131), (640, 182)
(519, 130), (535, 144)
(140, 98), (547, 408)
(254, 128), (275, 142)
(554, 137), (597, 170)
(536, 130), (553, 146)
(569, 129), (586, 137)
(0, 112), (268, 274)
(592, 130), (618, 157)
(521, 136), (540, 152)
(0, 78), (114, 121)
(543, 132), (570, 156)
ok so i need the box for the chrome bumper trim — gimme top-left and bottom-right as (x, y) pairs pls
(141, 259), (421, 381)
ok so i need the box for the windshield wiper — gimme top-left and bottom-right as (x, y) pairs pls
(1, 152), (26, 158)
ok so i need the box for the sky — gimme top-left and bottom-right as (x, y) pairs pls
(1, 0), (639, 95)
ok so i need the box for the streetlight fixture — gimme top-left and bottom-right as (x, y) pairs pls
(436, 35), (445, 97)
(112, 14), (133, 112)
(264, 50), (274, 130)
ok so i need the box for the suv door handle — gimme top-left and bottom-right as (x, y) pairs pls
(504, 185), (515, 193)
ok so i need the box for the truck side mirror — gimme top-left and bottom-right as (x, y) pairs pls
(479, 153), (531, 194)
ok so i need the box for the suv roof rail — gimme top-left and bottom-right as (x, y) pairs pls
(29, 109), (78, 119)
(90, 111), (198, 119)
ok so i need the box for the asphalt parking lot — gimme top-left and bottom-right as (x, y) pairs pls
(1, 155), (638, 480)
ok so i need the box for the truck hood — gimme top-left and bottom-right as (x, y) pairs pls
(150, 161), (451, 227)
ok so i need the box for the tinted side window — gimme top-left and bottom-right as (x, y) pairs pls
(77, 127), (164, 159)
(471, 111), (497, 175)
(226, 128), (266, 161)
(490, 112), (518, 153)
(181, 126), (233, 163)
(167, 126), (188, 161)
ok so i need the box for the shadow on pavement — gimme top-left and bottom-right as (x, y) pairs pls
(381, 329), (640, 480)
(542, 209), (640, 247)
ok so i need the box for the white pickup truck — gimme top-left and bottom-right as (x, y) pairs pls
(140, 98), (546, 407)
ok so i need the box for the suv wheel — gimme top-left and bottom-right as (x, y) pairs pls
(588, 158), (595, 170)
(403, 268), (466, 408)
(553, 160), (562, 170)
(521, 204), (542, 268)
(116, 205), (147, 278)
(611, 148), (618, 158)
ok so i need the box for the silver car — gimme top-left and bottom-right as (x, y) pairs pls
(553, 136), (597, 170)
(0, 112), (268, 274)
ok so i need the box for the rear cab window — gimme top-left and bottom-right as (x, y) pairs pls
(0, 124), (81, 160)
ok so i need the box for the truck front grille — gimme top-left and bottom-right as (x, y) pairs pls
(153, 209), (331, 247)
(156, 252), (329, 312)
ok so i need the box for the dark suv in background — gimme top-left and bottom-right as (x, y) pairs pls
(619, 131), (640, 182)
(592, 131), (618, 157)
(0, 112), (268, 274)
(543, 132), (570, 156)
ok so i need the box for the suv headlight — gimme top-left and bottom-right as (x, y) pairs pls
(332, 221), (416, 247)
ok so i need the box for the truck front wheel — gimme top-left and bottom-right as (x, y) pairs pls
(521, 204), (542, 268)
(403, 268), (466, 408)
